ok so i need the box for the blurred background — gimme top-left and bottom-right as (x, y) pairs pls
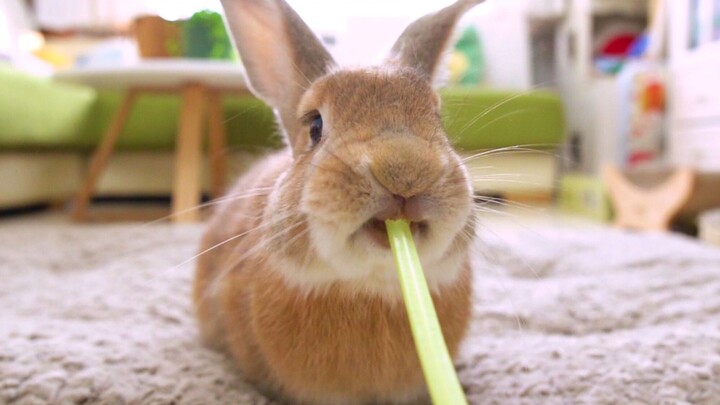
(1, 0), (719, 243)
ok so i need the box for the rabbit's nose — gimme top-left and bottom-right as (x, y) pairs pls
(369, 136), (442, 199)
(373, 194), (432, 223)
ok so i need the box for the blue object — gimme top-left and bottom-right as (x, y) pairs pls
(628, 34), (649, 58)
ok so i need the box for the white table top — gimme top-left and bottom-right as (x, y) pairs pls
(53, 59), (249, 90)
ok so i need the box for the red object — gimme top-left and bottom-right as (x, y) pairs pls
(600, 34), (637, 56)
(629, 151), (656, 166)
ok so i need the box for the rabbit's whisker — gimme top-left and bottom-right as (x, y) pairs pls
(455, 108), (533, 142)
(460, 146), (554, 163)
(463, 215), (525, 331)
(468, 221), (548, 332)
(477, 225), (542, 281)
(151, 211), (296, 283)
(474, 197), (548, 214)
(470, 178), (551, 188)
(203, 219), (309, 301)
(445, 86), (549, 142)
(136, 187), (274, 227)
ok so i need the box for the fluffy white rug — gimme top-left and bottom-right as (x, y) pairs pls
(2, 217), (720, 404)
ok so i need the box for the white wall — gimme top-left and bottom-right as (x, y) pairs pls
(319, 0), (533, 90)
(464, 0), (532, 89)
(34, 0), (155, 29)
(27, 0), (535, 89)
(0, 0), (34, 54)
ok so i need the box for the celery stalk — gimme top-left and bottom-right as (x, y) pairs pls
(385, 219), (468, 405)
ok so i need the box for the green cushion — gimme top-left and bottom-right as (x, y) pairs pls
(0, 66), (280, 151)
(440, 87), (566, 151)
(0, 66), (564, 152)
(0, 66), (96, 149)
(81, 88), (563, 151)
(78, 91), (281, 151)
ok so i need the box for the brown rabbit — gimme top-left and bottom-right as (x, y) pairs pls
(194, 0), (482, 403)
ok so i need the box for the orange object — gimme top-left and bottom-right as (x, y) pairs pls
(643, 81), (665, 111)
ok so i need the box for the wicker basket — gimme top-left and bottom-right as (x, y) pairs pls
(133, 15), (182, 58)
(133, 13), (233, 60)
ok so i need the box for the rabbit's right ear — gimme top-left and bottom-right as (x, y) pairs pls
(388, 0), (484, 84)
(221, 0), (335, 152)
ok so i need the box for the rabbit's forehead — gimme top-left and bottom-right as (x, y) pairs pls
(303, 68), (441, 128)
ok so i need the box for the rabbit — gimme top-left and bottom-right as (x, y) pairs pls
(194, 0), (483, 403)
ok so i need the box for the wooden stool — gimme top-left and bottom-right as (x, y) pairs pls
(71, 83), (236, 223)
(603, 164), (720, 231)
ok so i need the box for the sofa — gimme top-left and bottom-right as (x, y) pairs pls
(0, 64), (279, 209)
(0, 64), (565, 210)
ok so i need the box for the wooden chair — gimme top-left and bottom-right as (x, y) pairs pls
(603, 164), (720, 232)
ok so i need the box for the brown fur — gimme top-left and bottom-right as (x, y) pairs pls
(195, 1), (482, 403)
(194, 148), (473, 404)
(219, 252), (471, 404)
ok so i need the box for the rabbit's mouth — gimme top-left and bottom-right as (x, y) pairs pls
(360, 218), (428, 249)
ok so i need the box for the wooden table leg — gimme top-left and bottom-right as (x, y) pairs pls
(71, 90), (138, 222)
(207, 90), (227, 199)
(172, 84), (208, 223)
(603, 164), (696, 231)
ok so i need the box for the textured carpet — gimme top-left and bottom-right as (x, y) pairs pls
(2, 217), (720, 404)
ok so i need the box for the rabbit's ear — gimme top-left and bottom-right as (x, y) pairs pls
(387, 0), (483, 82)
(221, 0), (334, 151)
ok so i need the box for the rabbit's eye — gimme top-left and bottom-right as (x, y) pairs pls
(310, 115), (323, 145)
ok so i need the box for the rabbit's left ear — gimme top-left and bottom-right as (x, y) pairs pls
(387, 0), (484, 83)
